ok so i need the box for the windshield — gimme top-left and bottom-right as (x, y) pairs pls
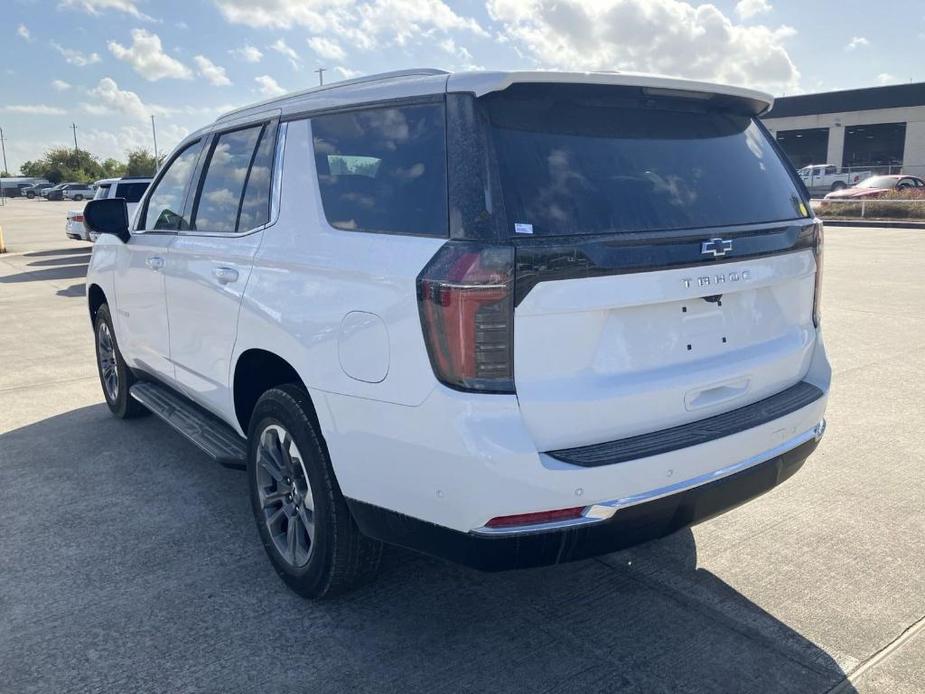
(858, 176), (898, 189)
(484, 85), (807, 237)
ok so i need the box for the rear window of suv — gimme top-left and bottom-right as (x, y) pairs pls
(310, 103), (448, 237)
(484, 85), (806, 237)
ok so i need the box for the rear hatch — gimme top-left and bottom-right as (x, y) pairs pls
(486, 83), (819, 451)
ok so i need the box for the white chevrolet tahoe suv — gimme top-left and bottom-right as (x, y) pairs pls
(83, 69), (830, 599)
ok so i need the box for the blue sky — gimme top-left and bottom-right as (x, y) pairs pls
(3, 0), (924, 173)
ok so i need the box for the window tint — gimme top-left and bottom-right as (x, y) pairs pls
(144, 142), (202, 230)
(193, 126), (262, 233)
(311, 103), (448, 236)
(115, 181), (149, 203)
(237, 125), (275, 231)
(484, 86), (806, 236)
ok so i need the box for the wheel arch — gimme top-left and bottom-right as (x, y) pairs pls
(88, 283), (107, 324)
(232, 348), (322, 436)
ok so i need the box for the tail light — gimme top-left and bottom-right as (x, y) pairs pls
(417, 242), (515, 394)
(72, 214), (85, 223)
(813, 221), (824, 327)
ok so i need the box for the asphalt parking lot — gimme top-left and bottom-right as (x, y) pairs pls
(0, 197), (923, 693)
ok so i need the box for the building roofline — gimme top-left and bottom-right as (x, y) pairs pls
(766, 81), (925, 119)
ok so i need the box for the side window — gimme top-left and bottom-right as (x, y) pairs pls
(311, 102), (448, 236)
(192, 125), (263, 233)
(825, 165), (837, 175)
(115, 181), (150, 203)
(237, 125), (275, 231)
(143, 142), (202, 230)
(93, 184), (111, 201)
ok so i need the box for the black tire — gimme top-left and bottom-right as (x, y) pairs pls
(26, 192), (35, 199)
(73, 194), (84, 201)
(247, 384), (382, 599)
(93, 304), (148, 419)
(831, 181), (847, 191)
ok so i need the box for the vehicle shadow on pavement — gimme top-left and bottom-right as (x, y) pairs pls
(0, 248), (89, 284)
(0, 405), (856, 693)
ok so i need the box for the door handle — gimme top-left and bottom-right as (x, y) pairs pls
(145, 255), (165, 271)
(212, 266), (239, 284)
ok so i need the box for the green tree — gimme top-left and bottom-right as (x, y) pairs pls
(18, 147), (106, 184)
(102, 158), (127, 178)
(124, 149), (161, 177)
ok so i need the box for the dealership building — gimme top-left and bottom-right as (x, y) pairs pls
(762, 82), (925, 176)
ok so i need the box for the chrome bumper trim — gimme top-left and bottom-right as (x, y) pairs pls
(472, 420), (825, 538)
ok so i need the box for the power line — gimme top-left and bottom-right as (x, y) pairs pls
(71, 122), (80, 169)
(314, 67), (327, 86)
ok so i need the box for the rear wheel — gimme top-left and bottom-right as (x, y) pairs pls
(94, 304), (147, 419)
(26, 192), (35, 199)
(831, 181), (847, 191)
(247, 384), (382, 599)
(73, 194), (84, 201)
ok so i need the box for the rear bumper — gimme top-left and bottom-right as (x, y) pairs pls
(347, 429), (821, 571)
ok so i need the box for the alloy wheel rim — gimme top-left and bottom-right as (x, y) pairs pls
(256, 424), (315, 568)
(97, 322), (118, 401)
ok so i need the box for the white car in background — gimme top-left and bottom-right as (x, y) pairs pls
(67, 177), (152, 241)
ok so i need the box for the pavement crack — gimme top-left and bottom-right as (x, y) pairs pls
(825, 611), (925, 693)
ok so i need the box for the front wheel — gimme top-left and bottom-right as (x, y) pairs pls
(26, 192), (35, 199)
(247, 384), (382, 599)
(93, 304), (148, 419)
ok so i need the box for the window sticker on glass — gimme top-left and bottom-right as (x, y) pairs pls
(514, 222), (534, 235)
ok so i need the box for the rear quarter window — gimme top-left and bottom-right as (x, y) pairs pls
(310, 102), (448, 237)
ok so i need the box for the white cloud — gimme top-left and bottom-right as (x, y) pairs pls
(80, 123), (190, 162)
(213, 0), (484, 50)
(17, 24), (33, 41)
(255, 74), (287, 97)
(59, 0), (153, 20)
(108, 29), (192, 81)
(335, 66), (362, 79)
(194, 55), (232, 86)
(735, 0), (771, 20)
(307, 36), (345, 61)
(82, 77), (168, 121)
(1, 105), (67, 115)
(230, 44), (263, 63)
(270, 38), (301, 68)
(877, 73), (898, 85)
(487, 0), (800, 93)
(51, 41), (102, 67)
(845, 36), (869, 50)
(51, 79), (72, 91)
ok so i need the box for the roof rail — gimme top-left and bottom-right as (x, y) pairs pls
(217, 68), (450, 122)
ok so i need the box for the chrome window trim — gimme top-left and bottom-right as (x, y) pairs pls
(471, 420), (826, 537)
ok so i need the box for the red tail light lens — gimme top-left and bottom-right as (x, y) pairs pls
(813, 221), (824, 327)
(417, 242), (515, 394)
(485, 506), (585, 528)
(72, 215), (85, 223)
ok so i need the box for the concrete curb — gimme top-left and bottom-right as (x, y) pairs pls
(821, 219), (925, 229)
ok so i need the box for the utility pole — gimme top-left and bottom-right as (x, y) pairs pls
(0, 127), (8, 174)
(71, 122), (80, 169)
(314, 67), (327, 86)
(150, 114), (159, 160)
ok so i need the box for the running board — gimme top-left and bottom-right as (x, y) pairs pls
(129, 382), (247, 470)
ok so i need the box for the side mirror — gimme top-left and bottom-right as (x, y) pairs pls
(84, 198), (130, 243)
